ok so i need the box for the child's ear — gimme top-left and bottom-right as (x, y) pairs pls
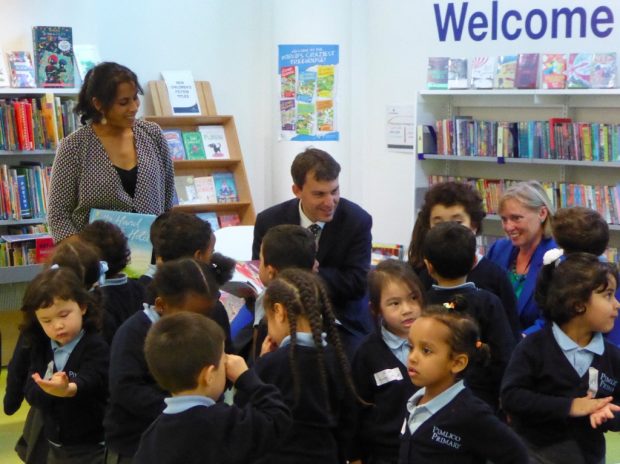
(154, 297), (166, 315)
(79, 304), (87, 316)
(273, 302), (288, 324)
(266, 264), (277, 281)
(424, 259), (435, 276)
(450, 353), (468, 375)
(193, 247), (211, 263)
(199, 364), (216, 387)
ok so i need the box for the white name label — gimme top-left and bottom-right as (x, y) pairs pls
(374, 367), (404, 386)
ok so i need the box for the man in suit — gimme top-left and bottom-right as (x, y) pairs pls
(252, 148), (373, 355)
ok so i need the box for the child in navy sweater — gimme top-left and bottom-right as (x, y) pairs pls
(501, 253), (620, 463)
(349, 260), (424, 464)
(21, 266), (109, 463)
(104, 258), (230, 462)
(236, 268), (359, 464)
(134, 312), (291, 463)
(400, 303), (528, 463)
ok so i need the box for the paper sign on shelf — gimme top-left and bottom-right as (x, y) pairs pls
(161, 70), (201, 115)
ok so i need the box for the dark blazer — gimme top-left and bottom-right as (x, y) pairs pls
(486, 236), (557, 332)
(252, 197), (372, 333)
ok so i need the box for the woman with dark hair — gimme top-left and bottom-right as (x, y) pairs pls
(48, 62), (174, 243)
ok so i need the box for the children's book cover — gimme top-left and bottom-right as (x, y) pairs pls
(198, 125), (230, 159)
(181, 131), (206, 160)
(222, 260), (264, 298)
(427, 57), (449, 89)
(162, 129), (186, 160)
(541, 54), (567, 89)
(316, 100), (334, 132)
(297, 70), (317, 103)
(213, 172), (238, 203)
(494, 55), (517, 89)
(194, 176), (217, 204)
(174, 175), (199, 205)
(89, 209), (156, 278)
(447, 58), (468, 89)
(0, 50), (10, 87)
(567, 53), (593, 89)
(8, 52), (36, 88)
(591, 53), (616, 89)
(515, 53), (539, 89)
(73, 44), (101, 81)
(219, 213), (241, 228)
(280, 99), (295, 131)
(195, 211), (219, 231)
(470, 56), (495, 89)
(32, 26), (75, 88)
(281, 65), (296, 98)
(296, 103), (315, 136)
(317, 65), (335, 98)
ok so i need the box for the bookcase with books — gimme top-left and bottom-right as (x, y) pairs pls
(416, 87), (620, 254)
(0, 87), (79, 286)
(146, 80), (255, 228)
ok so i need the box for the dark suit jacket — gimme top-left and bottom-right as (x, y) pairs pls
(252, 197), (372, 333)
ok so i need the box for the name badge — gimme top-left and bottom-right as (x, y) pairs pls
(374, 367), (403, 386)
(588, 367), (599, 397)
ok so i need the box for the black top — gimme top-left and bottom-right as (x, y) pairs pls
(101, 277), (145, 345)
(114, 165), (138, 198)
(426, 286), (516, 410)
(350, 330), (418, 462)
(399, 388), (528, 464)
(501, 326), (620, 464)
(4, 333), (30, 415)
(24, 331), (109, 446)
(134, 370), (292, 464)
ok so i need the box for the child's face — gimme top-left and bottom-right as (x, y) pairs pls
(35, 298), (86, 347)
(407, 317), (465, 396)
(380, 279), (422, 339)
(429, 204), (474, 232)
(583, 276), (620, 334)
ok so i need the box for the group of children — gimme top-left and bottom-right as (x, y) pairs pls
(3, 194), (620, 463)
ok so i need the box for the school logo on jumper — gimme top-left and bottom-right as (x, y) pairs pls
(600, 372), (618, 395)
(67, 370), (77, 379)
(431, 426), (462, 449)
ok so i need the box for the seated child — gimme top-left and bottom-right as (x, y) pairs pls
(134, 312), (292, 464)
(80, 220), (145, 344)
(502, 253), (620, 463)
(401, 303), (528, 463)
(423, 222), (516, 410)
(349, 260), (425, 464)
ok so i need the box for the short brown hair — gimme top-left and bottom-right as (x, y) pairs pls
(291, 148), (340, 188)
(145, 312), (225, 393)
(553, 207), (609, 256)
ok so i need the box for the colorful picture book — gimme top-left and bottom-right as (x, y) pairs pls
(213, 172), (239, 203)
(0, 50), (10, 87)
(89, 209), (156, 278)
(0, 233), (53, 267)
(316, 100), (334, 132)
(297, 70), (317, 103)
(222, 260), (264, 298)
(281, 65), (296, 98)
(162, 129), (186, 160)
(198, 125), (230, 159)
(32, 26), (75, 88)
(494, 55), (517, 89)
(470, 56), (495, 89)
(447, 58), (468, 89)
(73, 44), (101, 81)
(280, 99), (295, 131)
(317, 65), (335, 98)
(591, 53), (617, 89)
(567, 53), (593, 89)
(195, 211), (219, 231)
(515, 53), (539, 89)
(174, 175), (199, 205)
(427, 57), (449, 89)
(219, 213), (241, 228)
(194, 176), (218, 204)
(7, 52), (36, 88)
(541, 54), (566, 89)
(181, 131), (206, 160)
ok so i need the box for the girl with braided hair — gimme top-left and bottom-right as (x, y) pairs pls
(236, 268), (360, 464)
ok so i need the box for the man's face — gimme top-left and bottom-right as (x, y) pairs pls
(292, 171), (340, 223)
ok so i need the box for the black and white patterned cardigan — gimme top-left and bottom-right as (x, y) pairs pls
(47, 119), (175, 242)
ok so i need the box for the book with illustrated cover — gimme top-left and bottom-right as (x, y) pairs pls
(174, 175), (199, 205)
(316, 100), (334, 132)
(297, 70), (317, 103)
(162, 129), (186, 160)
(280, 99), (295, 131)
(515, 53), (539, 89)
(89, 209), (156, 278)
(296, 103), (314, 136)
(591, 53), (617, 89)
(427, 57), (449, 89)
(8, 52), (36, 88)
(195, 211), (219, 231)
(219, 213), (241, 228)
(494, 55), (517, 89)
(317, 65), (335, 98)
(447, 58), (468, 89)
(73, 44), (101, 81)
(222, 260), (264, 299)
(32, 26), (75, 88)
(0, 50), (10, 87)
(281, 65), (295, 98)
(471, 56), (495, 89)
(541, 54), (567, 89)
(213, 172), (238, 203)
(194, 176), (217, 204)
(181, 131), (206, 160)
(198, 125), (229, 159)
(567, 53), (593, 89)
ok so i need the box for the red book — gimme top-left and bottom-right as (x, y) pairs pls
(24, 100), (34, 150)
(35, 236), (55, 263)
(549, 118), (572, 151)
(218, 213), (241, 228)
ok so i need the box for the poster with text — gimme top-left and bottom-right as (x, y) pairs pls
(278, 44), (339, 141)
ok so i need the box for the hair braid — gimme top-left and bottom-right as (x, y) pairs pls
(286, 298), (300, 405)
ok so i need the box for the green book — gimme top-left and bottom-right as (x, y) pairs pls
(182, 131), (206, 160)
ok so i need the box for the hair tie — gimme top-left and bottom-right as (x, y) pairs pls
(475, 340), (482, 349)
(50, 263), (59, 270)
(443, 302), (455, 310)
(98, 260), (109, 286)
(542, 248), (564, 267)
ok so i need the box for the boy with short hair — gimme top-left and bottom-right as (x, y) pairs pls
(423, 222), (516, 411)
(134, 312), (291, 464)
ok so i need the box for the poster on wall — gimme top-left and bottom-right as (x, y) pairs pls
(278, 44), (339, 141)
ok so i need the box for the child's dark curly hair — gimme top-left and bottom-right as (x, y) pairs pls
(80, 220), (131, 277)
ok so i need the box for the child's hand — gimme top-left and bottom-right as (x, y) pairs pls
(569, 393), (614, 417)
(590, 403), (620, 429)
(225, 354), (248, 383)
(260, 335), (278, 356)
(32, 371), (77, 398)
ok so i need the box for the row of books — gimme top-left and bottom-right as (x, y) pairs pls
(0, 233), (53, 267)
(0, 163), (51, 221)
(428, 53), (617, 91)
(164, 126), (230, 161)
(196, 211), (241, 230)
(175, 172), (239, 206)
(428, 176), (620, 226)
(0, 95), (77, 151)
(425, 118), (620, 162)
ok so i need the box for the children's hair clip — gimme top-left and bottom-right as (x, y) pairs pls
(443, 302), (455, 310)
(542, 248), (564, 267)
(475, 340), (482, 349)
(50, 263), (60, 270)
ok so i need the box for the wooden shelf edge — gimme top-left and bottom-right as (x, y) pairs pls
(173, 159), (240, 170)
(173, 202), (251, 212)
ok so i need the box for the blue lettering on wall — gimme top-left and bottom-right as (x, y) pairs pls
(433, 1), (615, 42)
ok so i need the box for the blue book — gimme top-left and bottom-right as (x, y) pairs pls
(196, 212), (220, 231)
(16, 174), (32, 218)
(213, 172), (239, 203)
(89, 209), (156, 278)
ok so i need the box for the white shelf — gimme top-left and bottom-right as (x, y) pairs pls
(419, 154), (620, 168)
(0, 264), (43, 284)
(484, 214), (620, 231)
(0, 218), (46, 226)
(0, 87), (79, 95)
(419, 89), (620, 97)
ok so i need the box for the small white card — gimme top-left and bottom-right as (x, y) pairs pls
(374, 367), (404, 386)
(44, 360), (54, 380)
(588, 366), (599, 397)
